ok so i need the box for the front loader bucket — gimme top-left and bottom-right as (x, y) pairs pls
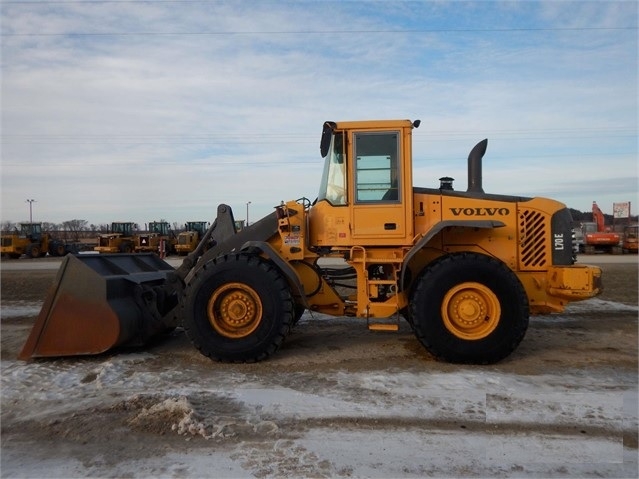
(19, 253), (177, 360)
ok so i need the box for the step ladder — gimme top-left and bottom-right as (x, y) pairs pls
(349, 246), (403, 332)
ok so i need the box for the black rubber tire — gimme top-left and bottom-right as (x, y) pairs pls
(399, 306), (413, 329)
(26, 244), (40, 259)
(49, 241), (66, 257)
(119, 242), (132, 253)
(292, 303), (306, 326)
(410, 253), (529, 364)
(182, 253), (294, 363)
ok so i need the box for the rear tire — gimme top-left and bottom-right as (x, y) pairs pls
(182, 253), (294, 362)
(49, 241), (66, 257)
(410, 253), (529, 364)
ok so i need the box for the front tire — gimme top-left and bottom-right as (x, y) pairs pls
(410, 253), (529, 364)
(182, 253), (294, 362)
(26, 244), (41, 259)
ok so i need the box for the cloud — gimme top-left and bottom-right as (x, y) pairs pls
(1, 0), (636, 225)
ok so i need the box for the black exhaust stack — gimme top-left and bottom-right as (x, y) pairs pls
(467, 139), (487, 194)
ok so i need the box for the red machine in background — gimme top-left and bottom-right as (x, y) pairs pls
(580, 201), (622, 254)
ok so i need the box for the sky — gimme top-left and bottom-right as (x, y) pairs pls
(1, 0), (637, 228)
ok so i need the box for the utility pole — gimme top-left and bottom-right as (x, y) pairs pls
(26, 199), (36, 223)
(246, 201), (251, 227)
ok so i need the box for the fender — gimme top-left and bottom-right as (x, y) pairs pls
(400, 220), (506, 290)
(240, 240), (309, 308)
(184, 206), (279, 284)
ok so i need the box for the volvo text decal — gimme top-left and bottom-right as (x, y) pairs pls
(450, 207), (510, 216)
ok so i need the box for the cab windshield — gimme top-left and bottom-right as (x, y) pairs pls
(20, 224), (41, 236)
(317, 132), (347, 205)
(112, 223), (132, 235)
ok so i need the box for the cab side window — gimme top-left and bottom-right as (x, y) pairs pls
(354, 132), (400, 203)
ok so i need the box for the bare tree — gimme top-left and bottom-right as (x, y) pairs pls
(63, 219), (88, 242)
(1, 220), (17, 234)
(41, 222), (60, 233)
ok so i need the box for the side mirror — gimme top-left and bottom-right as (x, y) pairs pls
(320, 121), (336, 158)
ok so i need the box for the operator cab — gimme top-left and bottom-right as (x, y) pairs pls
(310, 119), (418, 247)
(20, 223), (42, 240)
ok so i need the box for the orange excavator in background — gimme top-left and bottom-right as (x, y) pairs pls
(579, 201), (622, 254)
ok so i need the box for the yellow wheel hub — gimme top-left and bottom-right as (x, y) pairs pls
(207, 283), (263, 338)
(441, 282), (501, 340)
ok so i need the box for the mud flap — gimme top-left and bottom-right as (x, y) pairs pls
(19, 253), (177, 360)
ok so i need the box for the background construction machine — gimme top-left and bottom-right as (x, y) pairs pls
(622, 224), (638, 253)
(134, 221), (176, 255)
(579, 201), (622, 254)
(175, 221), (208, 255)
(0, 223), (70, 259)
(20, 119), (601, 365)
(94, 222), (136, 254)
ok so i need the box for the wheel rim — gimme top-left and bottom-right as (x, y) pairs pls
(441, 282), (501, 340)
(207, 282), (263, 338)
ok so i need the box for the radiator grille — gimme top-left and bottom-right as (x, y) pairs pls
(519, 209), (548, 269)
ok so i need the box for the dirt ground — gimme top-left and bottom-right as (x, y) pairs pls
(1, 256), (637, 478)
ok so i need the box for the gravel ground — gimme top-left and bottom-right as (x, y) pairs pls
(1, 255), (637, 478)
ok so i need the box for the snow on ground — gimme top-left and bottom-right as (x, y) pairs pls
(1, 300), (638, 478)
(0, 301), (42, 319)
(556, 298), (639, 314)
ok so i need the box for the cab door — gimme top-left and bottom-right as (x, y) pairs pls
(350, 130), (408, 241)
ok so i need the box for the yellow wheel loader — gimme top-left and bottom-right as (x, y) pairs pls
(19, 119), (602, 364)
(1, 223), (69, 259)
(175, 221), (208, 256)
(94, 222), (136, 254)
(134, 221), (176, 255)
(622, 224), (638, 254)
